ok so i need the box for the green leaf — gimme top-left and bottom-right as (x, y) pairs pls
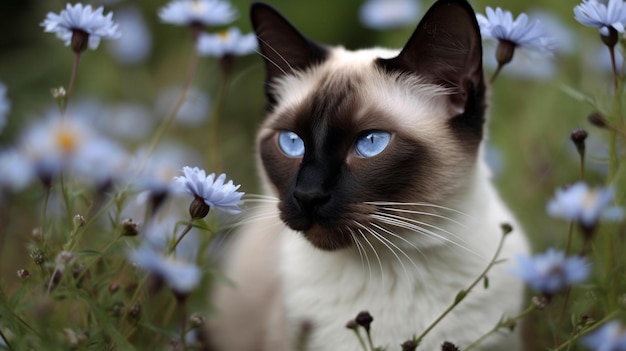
(76, 250), (102, 256)
(483, 276), (489, 289)
(454, 290), (467, 304)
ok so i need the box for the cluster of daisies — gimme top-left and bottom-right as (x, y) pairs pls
(0, 0), (253, 297)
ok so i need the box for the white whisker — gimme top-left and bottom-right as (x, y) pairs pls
(356, 222), (411, 284)
(357, 227), (385, 286)
(372, 212), (470, 246)
(372, 214), (483, 258)
(376, 207), (468, 228)
(255, 36), (294, 74)
(365, 201), (470, 218)
(349, 227), (372, 285)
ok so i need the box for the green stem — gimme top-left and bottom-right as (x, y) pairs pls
(0, 327), (14, 351)
(137, 50), (200, 174)
(551, 311), (620, 351)
(415, 231), (509, 344)
(179, 300), (188, 351)
(170, 221), (194, 254)
(464, 303), (537, 351)
(490, 64), (504, 84)
(207, 68), (230, 171)
(351, 328), (368, 351)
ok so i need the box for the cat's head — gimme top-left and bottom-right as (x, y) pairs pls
(251, 0), (486, 251)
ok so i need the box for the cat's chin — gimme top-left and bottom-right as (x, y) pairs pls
(299, 224), (353, 251)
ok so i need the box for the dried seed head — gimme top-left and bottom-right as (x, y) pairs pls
(120, 218), (140, 237)
(189, 313), (205, 328)
(17, 269), (30, 279)
(30, 249), (45, 265)
(441, 341), (460, 351)
(73, 214), (86, 229)
(355, 311), (373, 331)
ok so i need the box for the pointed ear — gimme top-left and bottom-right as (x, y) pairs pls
(377, 0), (484, 113)
(250, 3), (328, 106)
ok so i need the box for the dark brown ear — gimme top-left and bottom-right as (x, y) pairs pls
(377, 0), (484, 114)
(250, 3), (328, 106)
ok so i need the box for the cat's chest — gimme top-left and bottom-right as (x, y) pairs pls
(277, 230), (491, 350)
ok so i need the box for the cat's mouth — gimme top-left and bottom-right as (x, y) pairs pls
(300, 224), (354, 251)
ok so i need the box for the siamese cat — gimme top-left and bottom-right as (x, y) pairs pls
(207, 0), (530, 350)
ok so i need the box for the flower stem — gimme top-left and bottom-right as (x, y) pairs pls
(64, 51), (82, 115)
(170, 220), (194, 254)
(415, 230), (509, 344)
(0, 327), (14, 351)
(490, 64), (504, 84)
(552, 311), (619, 351)
(207, 68), (230, 171)
(464, 303), (537, 351)
(609, 46), (619, 93)
(179, 299), (188, 351)
(137, 50), (200, 173)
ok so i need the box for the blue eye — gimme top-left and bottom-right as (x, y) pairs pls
(355, 130), (391, 157)
(278, 131), (305, 157)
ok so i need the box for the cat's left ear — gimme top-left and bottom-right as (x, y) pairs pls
(377, 0), (483, 114)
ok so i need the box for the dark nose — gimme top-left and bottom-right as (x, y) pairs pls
(293, 188), (330, 213)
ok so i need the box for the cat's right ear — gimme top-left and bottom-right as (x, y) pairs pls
(250, 3), (328, 106)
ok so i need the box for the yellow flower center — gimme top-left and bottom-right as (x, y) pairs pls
(55, 128), (78, 154)
(192, 1), (205, 14)
(218, 30), (230, 41)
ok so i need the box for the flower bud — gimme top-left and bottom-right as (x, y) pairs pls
(129, 302), (141, 320)
(71, 29), (89, 53)
(570, 128), (588, 157)
(355, 311), (373, 331)
(73, 214), (86, 230)
(500, 223), (513, 235)
(601, 26), (619, 47)
(30, 249), (45, 265)
(189, 196), (210, 219)
(31, 227), (43, 242)
(588, 111), (608, 129)
(189, 313), (205, 328)
(441, 341), (460, 351)
(51, 87), (67, 100)
(17, 269), (30, 279)
(496, 40), (516, 67)
(345, 319), (358, 330)
(401, 340), (418, 351)
(120, 218), (140, 237)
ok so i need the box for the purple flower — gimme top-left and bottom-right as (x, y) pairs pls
(574, 0), (626, 36)
(477, 7), (553, 53)
(582, 320), (626, 351)
(547, 182), (624, 227)
(174, 166), (244, 215)
(41, 3), (121, 50)
(158, 0), (237, 27)
(511, 248), (590, 295)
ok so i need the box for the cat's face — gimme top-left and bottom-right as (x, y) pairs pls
(251, 0), (486, 251)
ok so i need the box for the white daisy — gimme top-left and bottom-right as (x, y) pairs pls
(129, 245), (201, 294)
(547, 182), (624, 227)
(359, 0), (420, 30)
(174, 166), (244, 215)
(574, 0), (626, 36)
(196, 27), (257, 57)
(158, 0), (237, 27)
(477, 7), (553, 53)
(41, 3), (121, 51)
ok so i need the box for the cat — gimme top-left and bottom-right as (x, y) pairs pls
(206, 0), (530, 350)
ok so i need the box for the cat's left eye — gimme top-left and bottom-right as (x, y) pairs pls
(355, 130), (391, 157)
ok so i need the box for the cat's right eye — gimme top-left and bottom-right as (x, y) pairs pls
(278, 131), (305, 157)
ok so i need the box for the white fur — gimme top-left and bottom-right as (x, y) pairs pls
(278, 161), (529, 350)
